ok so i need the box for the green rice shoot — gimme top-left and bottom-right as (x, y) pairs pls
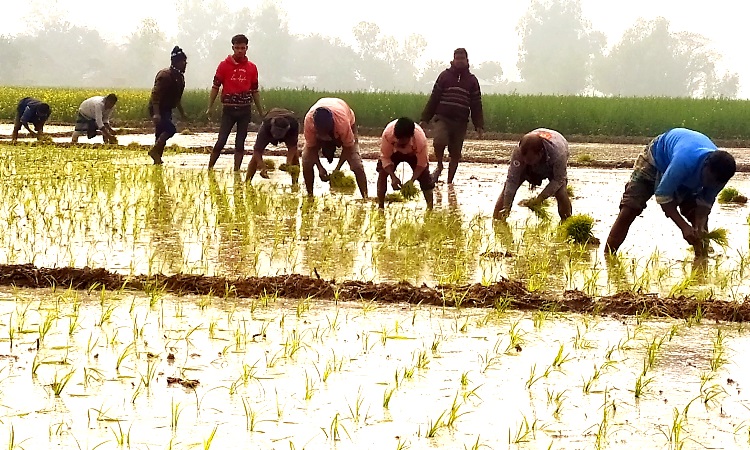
(566, 184), (575, 198)
(263, 159), (276, 171)
(279, 163), (300, 178)
(718, 187), (747, 204)
(560, 214), (596, 244)
(702, 228), (729, 248)
(329, 170), (356, 190)
(385, 192), (404, 203)
(400, 180), (420, 200)
(523, 197), (551, 221)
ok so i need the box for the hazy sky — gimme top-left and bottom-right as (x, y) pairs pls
(3, 0), (748, 96)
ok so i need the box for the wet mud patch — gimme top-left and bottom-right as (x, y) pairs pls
(2, 263), (748, 321)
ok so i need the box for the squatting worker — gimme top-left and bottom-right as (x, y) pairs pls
(301, 97), (368, 198)
(247, 108), (301, 184)
(420, 47), (484, 184)
(207, 34), (265, 171)
(605, 128), (736, 256)
(147, 46), (188, 165)
(12, 97), (51, 143)
(494, 128), (571, 221)
(377, 117), (434, 209)
(72, 94), (118, 144)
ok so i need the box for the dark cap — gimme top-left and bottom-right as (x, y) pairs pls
(270, 117), (291, 140)
(171, 46), (187, 62)
(313, 107), (334, 133)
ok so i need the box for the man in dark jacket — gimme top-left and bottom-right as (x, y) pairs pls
(12, 97), (51, 143)
(420, 48), (484, 184)
(147, 46), (188, 165)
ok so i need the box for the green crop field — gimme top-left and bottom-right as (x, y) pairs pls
(2, 86), (750, 139)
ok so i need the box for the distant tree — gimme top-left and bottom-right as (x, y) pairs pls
(517, 0), (604, 94)
(11, 20), (115, 87)
(418, 59), (448, 93)
(292, 34), (365, 91)
(593, 17), (738, 98)
(176, 0), (232, 87)
(0, 36), (23, 84)
(245, 3), (295, 86)
(122, 19), (169, 87)
(352, 22), (427, 91)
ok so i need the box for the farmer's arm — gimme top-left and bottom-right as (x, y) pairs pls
(420, 71), (445, 126)
(501, 148), (525, 210)
(537, 149), (567, 201)
(335, 122), (358, 171)
(410, 130), (429, 182)
(252, 91), (264, 117)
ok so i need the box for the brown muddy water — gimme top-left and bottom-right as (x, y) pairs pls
(1, 132), (750, 448)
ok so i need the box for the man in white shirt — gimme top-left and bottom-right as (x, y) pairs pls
(72, 94), (118, 143)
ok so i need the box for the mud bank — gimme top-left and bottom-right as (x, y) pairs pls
(2, 264), (748, 321)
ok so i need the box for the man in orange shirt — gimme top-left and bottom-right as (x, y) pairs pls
(301, 98), (368, 198)
(206, 34), (265, 171)
(377, 117), (434, 209)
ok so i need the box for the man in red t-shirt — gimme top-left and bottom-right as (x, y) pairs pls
(206, 34), (265, 171)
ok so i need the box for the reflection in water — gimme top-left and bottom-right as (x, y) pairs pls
(0, 145), (749, 299)
(145, 167), (184, 274)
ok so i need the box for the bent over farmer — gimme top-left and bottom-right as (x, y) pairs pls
(605, 128), (736, 256)
(494, 128), (571, 221)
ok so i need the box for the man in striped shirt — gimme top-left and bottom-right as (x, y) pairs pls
(420, 48), (484, 184)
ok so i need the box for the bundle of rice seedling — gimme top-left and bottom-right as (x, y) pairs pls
(180, 128), (195, 135)
(400, 180), (420, 200)
(701, 228), (728, 248)
(127, 142), (140, 149)
(263, 159), (276, 171)
(37, 134), (53, 143)
(521, 197), (551, 220)
(385, 192), (404, 203)
(329, 170), (356, 190)
(560, 214), (597, 244)
(718, 187), (747, 204)
(566, 184), (575, 198)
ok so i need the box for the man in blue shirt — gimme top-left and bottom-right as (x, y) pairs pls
(605, 128), (736, 256)
(12, 97), (51, 143)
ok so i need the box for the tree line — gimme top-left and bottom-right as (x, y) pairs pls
(0, 0), (739, 98)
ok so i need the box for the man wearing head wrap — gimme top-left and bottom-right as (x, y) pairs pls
(494, 128), (571, 221)
(12, 97), (51, 143)
(147, 46), (188, 165)
(206, 34), (265, 171)
(301, 98), (368, 198)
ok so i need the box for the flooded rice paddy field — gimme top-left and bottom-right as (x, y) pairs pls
(0, 133), (749, 448)
(3, 288), (750, 449)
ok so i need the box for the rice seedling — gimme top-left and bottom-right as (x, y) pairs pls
(634, 373), (654, 399)
(399, 180), (420, 200)
(576, 154), (594, 164)
(304, 371), (316, 401)
(322, 413), (350, 441)
(383, 386), (396, 409)
(701, 228), (729, 249)
(170, 398), (184, 430)
(115, 342), (136, 372)
(521, 197), (551, 220)
(50, 369), (76, 397)
(525, 364), (545, 389)
(509, 414), (544, 444)
(329, 170), (356, 191)
(203, 424), (219, 449)
(346, 388), (369, 424)
(718, 187), (747, 204)
(425, 410), (447, 438)
(559, 214), (597, 244)
(110, 420), (132, 447)
(551, 344), (572, 370)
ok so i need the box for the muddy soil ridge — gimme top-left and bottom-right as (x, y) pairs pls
(2, 263), (749, 322)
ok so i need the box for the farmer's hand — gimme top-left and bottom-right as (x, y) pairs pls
(419, 121), (428, 130)
(319, 167), (330, 182)
(494, 208), (510, 220)
(391, 176), (402, 190)
(519, 197), (540, 208)
(680, 224), (700, 246)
